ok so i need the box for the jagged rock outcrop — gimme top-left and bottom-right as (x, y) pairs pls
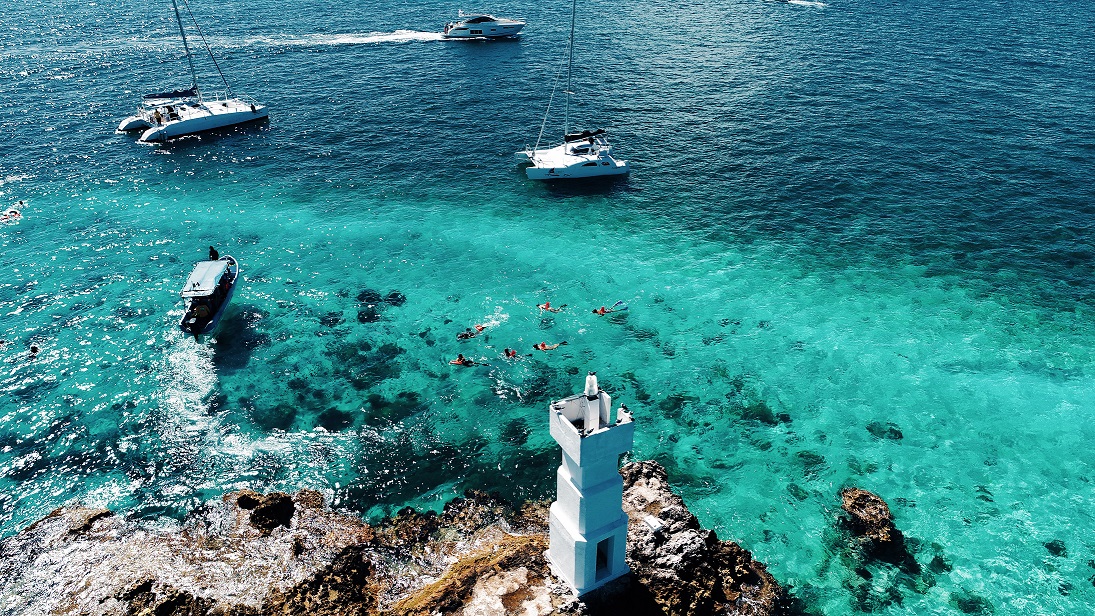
(613, 460), (788, 615)
(0, 462), (793, 616)
(838, 487), (919, 574)
(234, 489), (295, 535)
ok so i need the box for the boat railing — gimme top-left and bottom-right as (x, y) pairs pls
(199, 90), (263, 108)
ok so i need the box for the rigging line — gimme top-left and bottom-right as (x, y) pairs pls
(180, 0), (232, 96)
(170, 0), (199, 94)
(565, 0), (577, 136)
(533, 38), (571, 151)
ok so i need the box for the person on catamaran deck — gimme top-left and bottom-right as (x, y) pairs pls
(209, 246), (219, 260)
(538, 301), (565, 313)
(534, 341), (567, 351)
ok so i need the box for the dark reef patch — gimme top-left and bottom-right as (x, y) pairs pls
(319, 312), (344, 328)
(1044, 539), (1067, 557)
(356, 307), (381, 323)
(317, 408), (355, 432)
(364, 391), (426, 423)
(501, 418), (530, 447)
(867, 421), (904, 441)
(356, 289), (382, 305)
(249, 401), (297, 432)
(658, 393), (699, 419)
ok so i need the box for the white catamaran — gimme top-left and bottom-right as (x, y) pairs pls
(117, 0), (267, 143)
(516, 0), (628, 180)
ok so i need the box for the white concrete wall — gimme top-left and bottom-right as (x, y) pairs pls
(554, 467), (625, 534)
(547, 381), (635, 596)
(548, 504), (631, 595)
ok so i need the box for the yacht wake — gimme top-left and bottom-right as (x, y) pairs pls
(252, 30), (445, 48)
(155, 335), (220, 439)
(787, 0), (828, 7)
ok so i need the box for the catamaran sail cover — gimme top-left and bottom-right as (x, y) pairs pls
(564, 128), (606, 143)
(144, 87), (198, 100)
(181, 260), (229, 297)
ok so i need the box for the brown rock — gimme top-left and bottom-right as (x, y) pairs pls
(249, 492), (296, 536)
(839, 487), (919, 573)
(391, 534), (550, 616)
(116, 578), (218, 616)
(65, 508), (113, 535)
(610, 460), (788, 616)
(263, 544), (381, 615)
(1, 462), (793, 616)
(233, 489), (263, 510)
(295, 489), (325, 510)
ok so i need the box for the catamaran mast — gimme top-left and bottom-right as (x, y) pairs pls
(564, 0), (576, 136)
(170, 0), (200, 98)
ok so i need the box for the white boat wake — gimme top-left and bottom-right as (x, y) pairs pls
(252, 30), (445, 48)
(787, 0), (828, 7)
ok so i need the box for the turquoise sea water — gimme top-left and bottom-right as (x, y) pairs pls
(3, 0), (1095, 612)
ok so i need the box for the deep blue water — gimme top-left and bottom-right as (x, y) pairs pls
(2, 0), (1094, 612)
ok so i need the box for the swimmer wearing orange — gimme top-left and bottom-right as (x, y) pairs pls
(533, 341), (567, 351)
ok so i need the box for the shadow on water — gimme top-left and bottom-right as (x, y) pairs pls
(210, 306), (270, 371)
(536, 174), (632, 199)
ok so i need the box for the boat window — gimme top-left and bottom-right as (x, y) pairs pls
(602, 162), (610, 165)
(582, 162), (598, 167)
(471, 30), (483, 34)
(466, 16), (492, 23)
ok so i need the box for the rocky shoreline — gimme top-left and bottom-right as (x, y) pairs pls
(0, 461), (884, 615)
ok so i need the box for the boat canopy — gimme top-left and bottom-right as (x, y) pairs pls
(181, 260), (229, 297)
(564, 128), (606, 143)
(462, 15), (495, 23)
(144, 87), (198, 101)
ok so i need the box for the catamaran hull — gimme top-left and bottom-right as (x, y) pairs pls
(140, 104), (268, 142)
(525, 159), (630, 180)
(118, 116), (153, 132)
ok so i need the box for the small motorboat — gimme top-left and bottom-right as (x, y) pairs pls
(442, 12), (525, 39)
(179, 255), (239, 339)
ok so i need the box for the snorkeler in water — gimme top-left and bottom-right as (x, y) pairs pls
(456, 323), (486, 340)
(533, 341), (567, 351)
(538, 301), (566, 313)
(449, 353), (476, 366)
(593, 300), (628, 315)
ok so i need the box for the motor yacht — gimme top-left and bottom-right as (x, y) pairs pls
(443, 13), (525, 39)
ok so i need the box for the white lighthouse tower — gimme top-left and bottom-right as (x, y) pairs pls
(547, 371), (635, 595)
